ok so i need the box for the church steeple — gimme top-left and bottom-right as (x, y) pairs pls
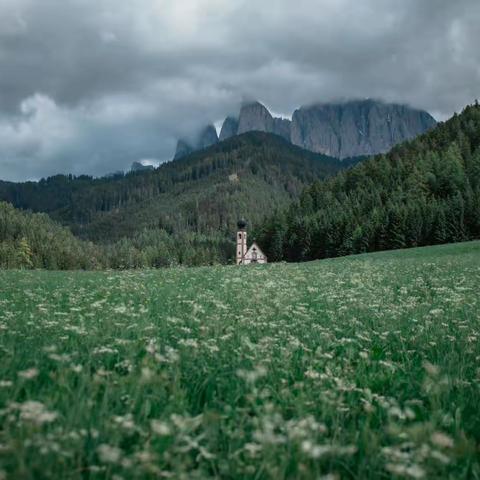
(236, 219), (247, 265)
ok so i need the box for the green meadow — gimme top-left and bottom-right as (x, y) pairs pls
(0, 242), (479, 479)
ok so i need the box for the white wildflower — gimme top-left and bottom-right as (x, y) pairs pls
(48, 353), (71, 363)
(150, 420), (171, 436)
(386, 463), (425, 479)
(431, 432), (454, 449)
(135, 450), (155, 463)
(18, 368), (39, 379)
(423, 361), (440, 376)
(430, 449), (450, 464)
(141, 367), (154, 382)
(304, 368), (321, 379)
(244, 442), (262, 456)
(92, 347), (117, 355)
(97, 444), (122, 464)
(18, 401), (58, 425)
(113, 305), (127, 314)
(178, 338), (199, 348)
(113, 414), (136, 432)
(236, 366), (267, 384)
(301, 441), (332, 458)
(302, 441), (356, 459)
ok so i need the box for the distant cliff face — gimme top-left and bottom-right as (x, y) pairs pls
(198, 125), (219, 149)
(219, 116), (239, 141)
(174, 100), (436, 160)
(131, 161), (154, 172)
(174, 140), (194, 160)
(220, 103), (292, 143)
(174, 124), (219, 159)
(237, 102), (275, 135)
(273, 117), (292, 141)
(290, 100), (437, 158)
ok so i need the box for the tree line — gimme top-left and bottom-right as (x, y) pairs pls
(0, 202), (234, 269)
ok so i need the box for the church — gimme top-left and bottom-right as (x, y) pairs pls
(236, 219), (267, 265)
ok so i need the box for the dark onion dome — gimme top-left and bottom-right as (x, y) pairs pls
(237, 219), (247, 230)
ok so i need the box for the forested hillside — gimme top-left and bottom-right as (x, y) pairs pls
(0, 202), (101, 269)
(0, 133), (358, 269)
(257, 102), (480, 261)
(0, 132), (353, 243)
(0, 201), (241, 268)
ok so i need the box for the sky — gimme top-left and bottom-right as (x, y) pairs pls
(0, 0), (479, 181)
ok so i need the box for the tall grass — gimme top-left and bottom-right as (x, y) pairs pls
(0, 242), (479, 479)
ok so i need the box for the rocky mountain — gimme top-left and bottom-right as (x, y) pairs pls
(174, 140), (194, 160)
(218, 102), (292, 144)
(176, 99), (436, 160)
(174, 124), (219, 159)
(131, 161), (154, 172)
(237, 101), (275, 135)
(273, 117), (292, 141)
(290, 100), (437, 158)
(197, 125), (219, 149)
(219, 116), (239, 141)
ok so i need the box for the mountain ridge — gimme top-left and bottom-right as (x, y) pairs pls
(291, 100), (436, 158)
(181, 99), (436, 160)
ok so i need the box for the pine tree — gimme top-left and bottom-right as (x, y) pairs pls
(433, 207), (447, 244)
(17, 237), (33, 269)
(388, 208), (407, 250)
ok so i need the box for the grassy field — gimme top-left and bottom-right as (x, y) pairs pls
(0, 242), (479, 479)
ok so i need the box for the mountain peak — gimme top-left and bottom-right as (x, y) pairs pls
(174, 139), (194, 160)
(219, 116), (239, 141)
(198, 124), (219, 149)
(237, 101), (274, 135)
(174, 123), (219, 159)
(131, 161), (154, 172)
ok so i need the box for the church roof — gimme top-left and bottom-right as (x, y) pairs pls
(245, 242), (267, 259)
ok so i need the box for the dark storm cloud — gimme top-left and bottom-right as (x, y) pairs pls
(0, 0), (479, 180)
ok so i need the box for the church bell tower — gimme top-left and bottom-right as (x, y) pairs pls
(236, 219), (247, 265)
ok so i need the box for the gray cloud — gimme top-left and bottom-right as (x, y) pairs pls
(0, 0), (479, 180)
